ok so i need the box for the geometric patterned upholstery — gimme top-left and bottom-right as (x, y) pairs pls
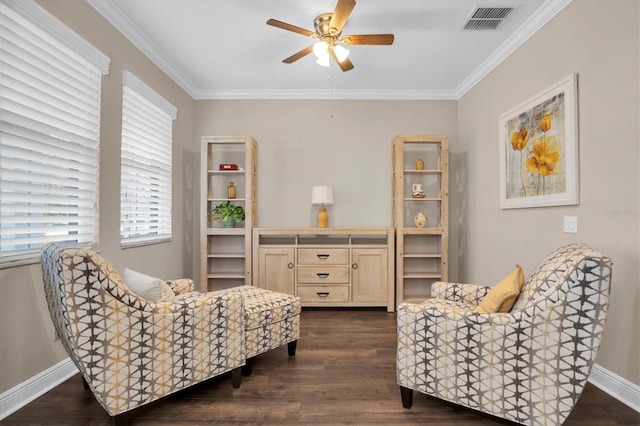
(217, 286), (301, 359)
(397, 243), (612, 425)
(40, 243), (246, 418)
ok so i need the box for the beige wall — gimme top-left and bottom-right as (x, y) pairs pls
(0, 0), (195, 393)
(458, 0), (639, 384)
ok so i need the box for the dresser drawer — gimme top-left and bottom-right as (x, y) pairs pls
(297, 285), (349, 303)
(297, 248), (348, 265)
(297, 266), (349, 284)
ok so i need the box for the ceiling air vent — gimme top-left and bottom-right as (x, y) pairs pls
(463, 7), (513, 30)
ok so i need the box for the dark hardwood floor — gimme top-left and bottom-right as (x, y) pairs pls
(3, 308), (638, 425)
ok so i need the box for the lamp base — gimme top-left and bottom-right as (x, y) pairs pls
(317, 206), (328, 228)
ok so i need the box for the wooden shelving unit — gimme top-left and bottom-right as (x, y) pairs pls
(200, 136), (256, 292)
(392, 135), (448, 306)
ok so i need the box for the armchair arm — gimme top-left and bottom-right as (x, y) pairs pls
(400, 298), (514, 324)
(431, 281), (491, 305)
(166, 278), (195, 295)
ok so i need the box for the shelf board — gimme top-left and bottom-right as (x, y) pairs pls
(208, 170), (245, 175)
(403, 273), (442, 279)
(208, 198), (246, 202)
(207, 273), (246, 279)
(402, 228), (444, 235)
(403, 253), (442, 258)
(207, 228), (245, 235)
(403, 170), (441, 174)
(403, 197), (442, 201)
(208, 253), (245, 258)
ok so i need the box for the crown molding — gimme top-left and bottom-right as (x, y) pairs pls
(86, 0), (198, 98)
(455, 0), (573, 99)
(194, 88), (459, 101)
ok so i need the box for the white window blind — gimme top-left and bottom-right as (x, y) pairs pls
(0, 0), (109, 266)
(120, 71), (176, 247)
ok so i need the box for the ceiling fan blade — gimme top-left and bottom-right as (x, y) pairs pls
(341, 34), (394, 45)
(267, 19), (316, 38)
(283, 46), (314, 64)
(331, 49), (354, 72)
(329, 0), (356, 34)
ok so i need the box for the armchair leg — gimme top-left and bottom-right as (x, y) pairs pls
(231, 367), (241, 388)
(288, 340), (298, 356)
(241, 358), (253, 377)
(400, 386), (413, 409)
(82, 377), (89, 390)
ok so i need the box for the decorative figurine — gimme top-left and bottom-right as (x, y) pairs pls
(414, 212), (427, 228)
(412, 183), (425, 198)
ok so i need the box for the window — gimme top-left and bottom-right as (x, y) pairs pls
(120, 71), (176, 247)
(0, 0), (109, 266)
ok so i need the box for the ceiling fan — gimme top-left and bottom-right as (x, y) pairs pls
(266, 0), (394, 72)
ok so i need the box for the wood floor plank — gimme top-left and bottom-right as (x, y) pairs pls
(2, 308), (638, 425)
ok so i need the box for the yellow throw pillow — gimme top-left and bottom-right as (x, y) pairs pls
(474, 265), (524, 313)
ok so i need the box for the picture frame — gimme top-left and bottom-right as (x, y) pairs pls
(498, 73), (579, 209)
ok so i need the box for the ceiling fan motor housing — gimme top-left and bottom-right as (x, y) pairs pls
(314, 13), (341, 42)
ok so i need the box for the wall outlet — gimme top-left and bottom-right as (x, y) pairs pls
(564, 216), (578, 233)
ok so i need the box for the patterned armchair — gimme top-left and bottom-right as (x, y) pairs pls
(397, 243), (612, 425)
(41, 243), (246, 424)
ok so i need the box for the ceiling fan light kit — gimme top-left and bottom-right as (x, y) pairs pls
(313, 41), (349, 67)
(267, 0), (394, 72)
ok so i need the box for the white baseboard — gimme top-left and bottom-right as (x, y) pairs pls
(0, 359), (637, 420)
(589, 363), (640, 413)
(0, 358), (77, 421)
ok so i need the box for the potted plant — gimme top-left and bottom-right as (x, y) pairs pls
(212, 201), (245, 227)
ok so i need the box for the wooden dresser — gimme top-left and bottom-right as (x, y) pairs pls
(252, 227), (395, 312)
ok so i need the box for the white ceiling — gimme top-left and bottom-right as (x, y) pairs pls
(87, 0), (571, 100)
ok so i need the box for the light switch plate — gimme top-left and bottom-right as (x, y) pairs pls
(564, 216), (578, 233)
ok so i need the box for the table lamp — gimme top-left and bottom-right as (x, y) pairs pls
(311, 186), (334, 228)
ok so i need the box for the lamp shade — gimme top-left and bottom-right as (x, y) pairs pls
(311, 186), (334, 206)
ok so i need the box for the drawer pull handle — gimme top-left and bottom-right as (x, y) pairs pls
(316, 292), (330, 297)
(316, 272), (329, 278)
(288, 262), (294, 269)
(317, 254), (330, 260)
(352, 263), (358, 269)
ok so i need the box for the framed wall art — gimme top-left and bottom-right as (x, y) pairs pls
(498, 73), (579, 209)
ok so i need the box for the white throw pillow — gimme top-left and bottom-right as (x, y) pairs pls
(122, 268), (175, 302)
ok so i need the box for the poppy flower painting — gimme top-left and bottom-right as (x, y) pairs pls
(499, 74), (579, 209)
